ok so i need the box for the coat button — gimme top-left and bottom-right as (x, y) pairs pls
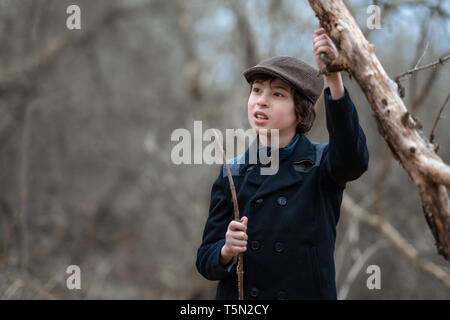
(255, 198), (263, 204)
(277, 196), (287, 206)
(251, 240), (260, 251)
(278, 290), (287, 300)
(274, 242), (284, 253)
(250, 287), (259, 297)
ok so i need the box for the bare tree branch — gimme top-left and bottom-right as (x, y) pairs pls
(411, 68), (440, 115)
(338, 240), (386, 300)
(375, 17), (437, 218)
(430, 93), (450, 144)
(395, 53), (450, 97)
(308, 0), (450, 262)
(343, 195), (450, 288)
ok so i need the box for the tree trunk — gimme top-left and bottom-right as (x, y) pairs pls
(308, 0), (450, 263)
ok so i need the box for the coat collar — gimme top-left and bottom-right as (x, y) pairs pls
(229, 134), (318, 200)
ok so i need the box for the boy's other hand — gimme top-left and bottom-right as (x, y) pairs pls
(221, 216), (248, 265)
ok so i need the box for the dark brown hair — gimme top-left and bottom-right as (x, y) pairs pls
(247, 73), (316, 135)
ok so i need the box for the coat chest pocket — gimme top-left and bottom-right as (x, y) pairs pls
(292, 160), (316, 174)
(292, 142), (328, 174)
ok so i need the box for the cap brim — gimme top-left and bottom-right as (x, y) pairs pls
(242, 66), (315, 104)
(242, 66), (293, 86)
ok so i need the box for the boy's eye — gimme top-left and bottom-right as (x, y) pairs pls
(252, 86), (285, 97)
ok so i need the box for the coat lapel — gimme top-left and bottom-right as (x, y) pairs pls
(247, 134), (317, 200)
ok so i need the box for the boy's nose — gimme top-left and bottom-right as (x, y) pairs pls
(256, 95), (269, 107)
(256, 101), (268, 108)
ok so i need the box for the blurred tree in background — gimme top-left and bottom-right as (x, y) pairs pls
(0, 0), (449, 299)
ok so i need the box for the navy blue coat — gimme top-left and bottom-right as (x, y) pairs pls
(196, 87), (369, 300)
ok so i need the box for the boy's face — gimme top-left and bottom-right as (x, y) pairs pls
(248, 78), (298, 143)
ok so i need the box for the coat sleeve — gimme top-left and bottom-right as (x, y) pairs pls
(196, 165), (237, 280)
(321, 86), (369, 189)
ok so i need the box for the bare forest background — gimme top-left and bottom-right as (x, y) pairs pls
(0, 0), (449, 299)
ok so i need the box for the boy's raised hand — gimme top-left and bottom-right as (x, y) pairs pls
(312, 27), (345, 99)
(220, 216), (248, 265)
(312, 27), (338, 72)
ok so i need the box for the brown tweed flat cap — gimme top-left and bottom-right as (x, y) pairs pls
(242, 56), (324, 105)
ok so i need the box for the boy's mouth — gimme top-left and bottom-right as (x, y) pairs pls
(253, 111), (269, 124)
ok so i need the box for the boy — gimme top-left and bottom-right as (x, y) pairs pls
(196, 28), (369, 299)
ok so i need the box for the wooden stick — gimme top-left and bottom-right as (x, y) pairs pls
(212, 129), (244, 300)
